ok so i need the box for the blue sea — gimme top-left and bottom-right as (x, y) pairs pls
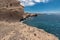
(23, 14), (60, 39)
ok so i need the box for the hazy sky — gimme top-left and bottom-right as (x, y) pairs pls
(20, 0), (60, 13)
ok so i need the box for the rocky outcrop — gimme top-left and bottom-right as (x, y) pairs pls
(0, 0), (20, 8)
(0, 0), (37, 22)
(19, 13), (38, 21)
(0, 0), (59, 40)
(0, 0), (25, 22)
(0, 21), (59, 40)
(26, 13), (37, 17)
(0, 7), (24, 22)
(22, 13), (37, 19)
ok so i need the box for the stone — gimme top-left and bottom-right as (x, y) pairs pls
(0, 0), (25, 22)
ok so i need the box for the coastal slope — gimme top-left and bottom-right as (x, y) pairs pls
(0, 21), (59, 40)
(0, 0), (59, 40)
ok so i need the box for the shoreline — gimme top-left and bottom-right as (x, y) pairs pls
(0, 0), (59, 40)
(0, 21), (59, 40)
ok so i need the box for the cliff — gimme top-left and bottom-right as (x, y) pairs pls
(0, 0), (37, 22)
(0, 0), (24, 22)
(0, 7), (24, 22)
(0, 0), (59, 40)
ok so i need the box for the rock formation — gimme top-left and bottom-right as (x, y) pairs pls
(0, 21), (59, 40)
(0, 0), (38, 22)
(0, 0), (24, 22)
(0, 0), (21, 8)
(0, 0), (59, 40)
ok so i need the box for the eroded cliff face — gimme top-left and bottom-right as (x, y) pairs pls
(0, 0), (59, 40)
(0, 0), (20, 7)
(0, 0), (24, 22)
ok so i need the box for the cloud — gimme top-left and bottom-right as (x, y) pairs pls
(20, 0), (35, 6)
(34, 0), (41, 2)
(19, 0), (49, 6)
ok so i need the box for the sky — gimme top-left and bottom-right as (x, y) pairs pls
(20, 0), (60, 13)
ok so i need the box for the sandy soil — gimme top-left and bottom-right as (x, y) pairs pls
(0, 21), (59, 40)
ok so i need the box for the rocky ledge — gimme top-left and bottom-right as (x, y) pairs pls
(0, 21), (59, 40)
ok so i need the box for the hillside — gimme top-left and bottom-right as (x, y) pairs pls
(0, 0), (59, 40)
(0, 21), (59, 40)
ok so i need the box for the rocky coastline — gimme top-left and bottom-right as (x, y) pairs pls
(0, 21), (59, 40)
(0, 0), (59, 40)
(0, 10), (59, 40)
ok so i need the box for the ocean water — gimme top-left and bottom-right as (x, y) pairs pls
(23, 14), (60, 39)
